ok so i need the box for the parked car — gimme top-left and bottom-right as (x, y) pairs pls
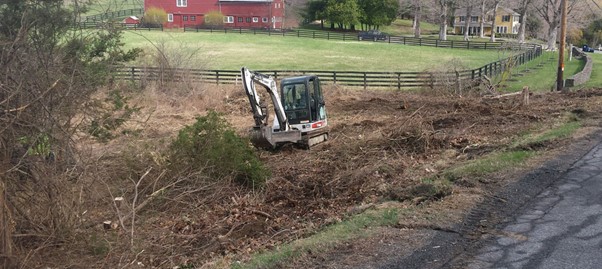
(358, 30), (388, 41)
(582, 45), (595, 52)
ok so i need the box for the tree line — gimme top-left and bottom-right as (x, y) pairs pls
(302, 0), (400, 30)
(301, 0), (601, 50)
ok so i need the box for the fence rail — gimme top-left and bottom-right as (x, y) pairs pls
(181, 27), (534, 51)
(82, 8), (143, 22)
(77, 21), (533, 52)
(113, 44), (542, 90)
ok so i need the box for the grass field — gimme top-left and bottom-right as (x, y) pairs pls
(500, 51), (588, 92)
(585, 53), (602, 88)
(80, 0), (142, 16)
(121, 31), (507, 71)
(303, 19), (440, 37)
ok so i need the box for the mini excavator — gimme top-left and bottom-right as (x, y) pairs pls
(241, 67), (329, 149)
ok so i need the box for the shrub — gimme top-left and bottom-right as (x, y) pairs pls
(204, 10), (224, 27)
(170, 111), (269, 187)
(142, 7), (167, 27)
(87, 90), (141, 142)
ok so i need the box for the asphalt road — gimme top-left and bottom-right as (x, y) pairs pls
(378, 133), (602, 269)
(465, 143), (602, 268)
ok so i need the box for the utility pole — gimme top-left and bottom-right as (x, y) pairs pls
(557, 0), (568, 91)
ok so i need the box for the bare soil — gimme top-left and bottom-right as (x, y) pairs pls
(26, 84), (602, 268)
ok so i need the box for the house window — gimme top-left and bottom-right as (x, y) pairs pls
(238, 17), (243, 23)
(246, 17), (251, 23)
(224, 16), (234, 23)
(176, 0), (187, 7)
(502, 15), (510, 22)
(190, 15), (196, 21)
(459, 16), (465, 22)
(253, 17), (259, 23)
(262, 17), (268, 23)
(167, 13), (173, 22)
(183, 15), (188, 21)
(275, 3), (281, 8)
(496, 26), (508, 33)
(471, 16), (478, 22)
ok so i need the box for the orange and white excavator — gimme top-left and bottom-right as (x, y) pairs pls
(241, 67), (329, 149)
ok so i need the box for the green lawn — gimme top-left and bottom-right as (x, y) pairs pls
(79, 0), (143, 16)
(585, 53), (602, 88)
(121, 30), (505, 71)
(380, 19), (439, 36)
(499, 51), (585, 92)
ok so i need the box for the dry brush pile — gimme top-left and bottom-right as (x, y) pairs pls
(23, 79), (601, 268)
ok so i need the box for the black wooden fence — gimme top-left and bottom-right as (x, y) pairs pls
(76, 22), (536, 52)
(83, 8), (143, 22)
(182, 27), (535, 51)
(112, 44), (542, 90)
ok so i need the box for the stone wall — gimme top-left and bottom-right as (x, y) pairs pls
(565, 47), (593, 87)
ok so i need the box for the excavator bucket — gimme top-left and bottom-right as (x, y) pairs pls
(249, 126), (302, 149)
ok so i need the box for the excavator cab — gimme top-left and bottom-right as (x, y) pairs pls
(281, 76), (327, 128)
(241, 67), (329, 149)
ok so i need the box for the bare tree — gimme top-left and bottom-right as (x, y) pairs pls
(517, 0), (534, 43)
(436, 0), (454, 40)
(535, 0), (580, 50)
(461, 0), (479, 40)
(413, 0), (423, 37)
(479, 0), (488, 38)
(490, 0), (502, 42)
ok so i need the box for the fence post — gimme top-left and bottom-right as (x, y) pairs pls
(467, 41), (470, 49)
(484, 42), (487, 50)
(215, 71), (220, 84)
(131, 67), (135, 81)
(397, 73), (401, 90)
(313, 32), (315, 39)
(364, 72), (367, 90)
(436, 39), (439, 47)
(327, 32), (330, 40)
(333, 71), (337, 84)
(403, 36), (406, 45)
(419, 38), (422, 46)
(471, 69), (475, 80)
(451, 40), (454, 48)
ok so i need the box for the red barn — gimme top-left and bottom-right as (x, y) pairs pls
(123, 16), (140, 25)
(144, 0), (285, 29)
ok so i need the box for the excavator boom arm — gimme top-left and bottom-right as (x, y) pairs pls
(241, 67), (290, 132)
